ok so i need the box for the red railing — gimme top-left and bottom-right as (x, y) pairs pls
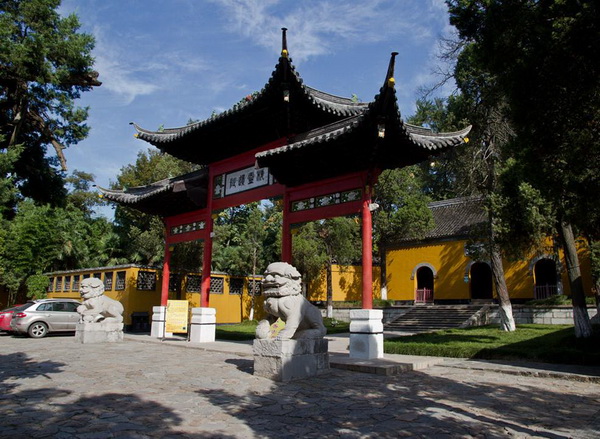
(415, 288), (434, 303)
(534, 284), (558, 300)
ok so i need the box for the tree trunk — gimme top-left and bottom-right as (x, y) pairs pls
(379, 245), (388, 301)
(592, 276), (600, 325)
(326, 263), (333, 318)
(249, 248), (258, 321)
(558, 221), (592, 338)
(490, 243), (516, 331)
(590, 240), (600, 325)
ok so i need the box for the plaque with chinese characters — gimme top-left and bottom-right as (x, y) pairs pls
(213, 166), (275, 199)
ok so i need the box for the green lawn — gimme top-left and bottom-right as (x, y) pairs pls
(384, 324), (600, 366)
(215, 318), (350, 341)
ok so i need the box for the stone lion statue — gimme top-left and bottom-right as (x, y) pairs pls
(77, 277), (124, 324)
(256, 262), (326, 340)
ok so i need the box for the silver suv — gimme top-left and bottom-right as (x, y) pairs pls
(10, 299), (81, 338)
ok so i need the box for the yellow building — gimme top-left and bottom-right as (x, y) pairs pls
(385, 198), (593, 304)
(306, 265), (382, 303)
(45, 265), (265, 327)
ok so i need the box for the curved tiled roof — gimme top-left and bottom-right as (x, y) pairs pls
(98, 169), (208, 216)
(405, 124), (473, 151)
(132, 55), (368, 155)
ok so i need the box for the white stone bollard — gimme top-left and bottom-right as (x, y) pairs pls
(189, 307), (216, 343)
(150, 306), (172, 338)
(349, 309), (384, 359)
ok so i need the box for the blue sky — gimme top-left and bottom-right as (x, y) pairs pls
(59, 0), (457, 217)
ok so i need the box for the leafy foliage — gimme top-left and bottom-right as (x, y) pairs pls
(112, 148), (200, 266)
(212, 203), (277, 276)
(447, 0), (599, 336)
(0, 0), (101, 208)
(373, 167), (433, 249)
(25, 274), (50, 300)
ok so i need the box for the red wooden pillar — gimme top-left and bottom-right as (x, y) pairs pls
(361, 186), (373, 310)
(282, 190), (292, 263)
(200, 218), (213, 308)
(160, 243), (171, 306)
(200, 169), (215, 308)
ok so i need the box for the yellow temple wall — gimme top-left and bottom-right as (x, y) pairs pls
(46, 266), (266, 326)
(306, 265), (382, 302)
(385, 237), (593, 302)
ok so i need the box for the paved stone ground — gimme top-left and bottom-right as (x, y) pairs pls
(1, 333), (599, 438)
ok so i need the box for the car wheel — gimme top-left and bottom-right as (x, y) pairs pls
(28, 322), (48, 338)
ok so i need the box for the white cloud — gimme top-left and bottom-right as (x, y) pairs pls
(91, 24), (214, 106)
(93, 54), (159, 106)
(210, 0), (437, 62)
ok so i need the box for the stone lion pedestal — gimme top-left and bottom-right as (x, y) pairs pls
(253, 262), (330, 381)
(75, 277), (124, 344)
(253, 338), (329, 382)
(75, 322), (124, 343)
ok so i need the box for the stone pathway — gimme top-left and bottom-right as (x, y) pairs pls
(1, 333), (599, 438)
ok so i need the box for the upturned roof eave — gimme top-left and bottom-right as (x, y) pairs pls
(97, 168), (208, 205)
(131, 55), (368, 149)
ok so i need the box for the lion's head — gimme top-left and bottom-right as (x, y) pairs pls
(79, 277), (105, 300)
(262, 262), (302, 297)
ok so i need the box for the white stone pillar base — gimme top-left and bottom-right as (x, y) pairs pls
(189, 307), (216, 343)
(75, 322), (124, 343)
(151, 306), (172, 338)
(253, 338), (329, 382)
(349, 309), (384, 359)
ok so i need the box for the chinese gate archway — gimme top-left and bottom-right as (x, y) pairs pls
(100, 29), (471, 312)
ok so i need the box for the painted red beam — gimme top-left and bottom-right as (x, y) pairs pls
(287, 201), (362, 225)
(211, 183), (284, 211)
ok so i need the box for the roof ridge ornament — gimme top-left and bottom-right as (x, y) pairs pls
(281, 27), (289, 58)
(385, 52), (399, 88)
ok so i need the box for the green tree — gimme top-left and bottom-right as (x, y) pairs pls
(292, 222), (328, 294)
(65, 170), (105, 216)
(0, 180), (122, 304)
(320, 217), (361, 317)
(371, 164), (434, 303)
(407, 91), (519, 331)
(112, 148), (199, 266)
(0, 201), (60, 302)
(447, 0), (599, 337)
(292, 218), (361, 316)
(0, 0), (101, 208)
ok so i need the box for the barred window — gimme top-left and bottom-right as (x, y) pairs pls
(210, 277), (224, 294)
(82, 273), (91, 279)
(63, 276), (71, 292)
(93, 273), (102, 280)
(72, 275), (80, 291)
(48, 277), (54, 292)
(249, 279), (262, 296)
(169, 273), (182, 293)
(55, 277), (63, 292)
(229, 278), (244, 295)
(115, 271), (126, 291)
(104, 272), (114, 291)
(136, 271), (157, 291)
(186, 275), (202, 293)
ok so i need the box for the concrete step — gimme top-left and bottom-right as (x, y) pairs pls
(384, 305), (484, 332)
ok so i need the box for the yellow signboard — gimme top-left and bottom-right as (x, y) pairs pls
(166, 300), (189, 333)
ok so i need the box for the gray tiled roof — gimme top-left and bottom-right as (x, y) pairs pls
(396, 197), (487, 245)
(98, 169), (208, 216)
(131, 57), (367, 147)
